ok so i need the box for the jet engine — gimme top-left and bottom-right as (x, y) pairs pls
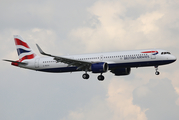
(91, 62), (108, 73)
(111, 68), (131, 76)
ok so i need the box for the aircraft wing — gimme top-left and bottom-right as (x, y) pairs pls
(36, 44), (92, 71)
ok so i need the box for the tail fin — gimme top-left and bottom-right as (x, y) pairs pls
(14, 35), (38, 62)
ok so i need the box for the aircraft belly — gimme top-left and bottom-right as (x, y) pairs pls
(108, 60), (175, 69)
(36, 59), (175, 73)
(37, 66), (80, 73)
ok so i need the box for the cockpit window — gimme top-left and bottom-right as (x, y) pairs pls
(161, 52), (171, 55)
(167, 52), (171, 54)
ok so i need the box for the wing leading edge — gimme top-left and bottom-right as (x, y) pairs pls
(36, 44), (92, 71)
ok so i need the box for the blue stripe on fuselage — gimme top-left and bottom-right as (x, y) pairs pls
(37, 60), (176, 73)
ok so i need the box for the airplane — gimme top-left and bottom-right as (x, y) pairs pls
(3, 35), (177, 81)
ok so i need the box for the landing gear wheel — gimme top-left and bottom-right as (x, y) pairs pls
(97, 75), (104, 81)
(155, 71), (160, 75)
(82, 73), (89, 79)
(154, 66), (160, 75)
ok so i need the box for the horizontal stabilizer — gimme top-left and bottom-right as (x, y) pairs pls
(3, 59), (28, 65)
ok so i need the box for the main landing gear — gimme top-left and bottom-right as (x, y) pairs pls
(98, 74), (105, 81)
(82, 72), (105, 81)
(155, 66), (160, 75)
(82, 73), (89, 79)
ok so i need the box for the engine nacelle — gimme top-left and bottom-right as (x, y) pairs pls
(111, 68), (131, 76)
(91, 62), (108, 73)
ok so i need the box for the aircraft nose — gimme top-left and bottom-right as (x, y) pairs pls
(170, 55), (177, 61)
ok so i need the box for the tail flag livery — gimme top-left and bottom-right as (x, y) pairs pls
(14, 35), (37, 62)
(3, 35), (38, 67)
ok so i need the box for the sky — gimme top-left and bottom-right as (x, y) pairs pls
(0, 0), (179, 120)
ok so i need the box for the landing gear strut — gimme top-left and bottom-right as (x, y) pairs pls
(82, 70), (89, 79)
(97, 73), (105, 81)
(155, 66), (160, 75)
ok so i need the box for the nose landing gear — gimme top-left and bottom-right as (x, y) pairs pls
(155, 66), (160, 75)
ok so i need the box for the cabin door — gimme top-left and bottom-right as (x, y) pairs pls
(35, 58), (40, 68)
(151, 51), (156, 59)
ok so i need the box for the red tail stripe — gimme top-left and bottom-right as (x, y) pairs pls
(19, 54), (35, 62)
(11, 62), (19, 66)
(14, 38), (30, 48)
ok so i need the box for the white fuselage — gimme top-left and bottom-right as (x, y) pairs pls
(19, 49), (176, 73)
(6, 35), (176, 80)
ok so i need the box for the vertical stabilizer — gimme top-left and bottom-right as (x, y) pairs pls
(14, 35), (38, 62)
